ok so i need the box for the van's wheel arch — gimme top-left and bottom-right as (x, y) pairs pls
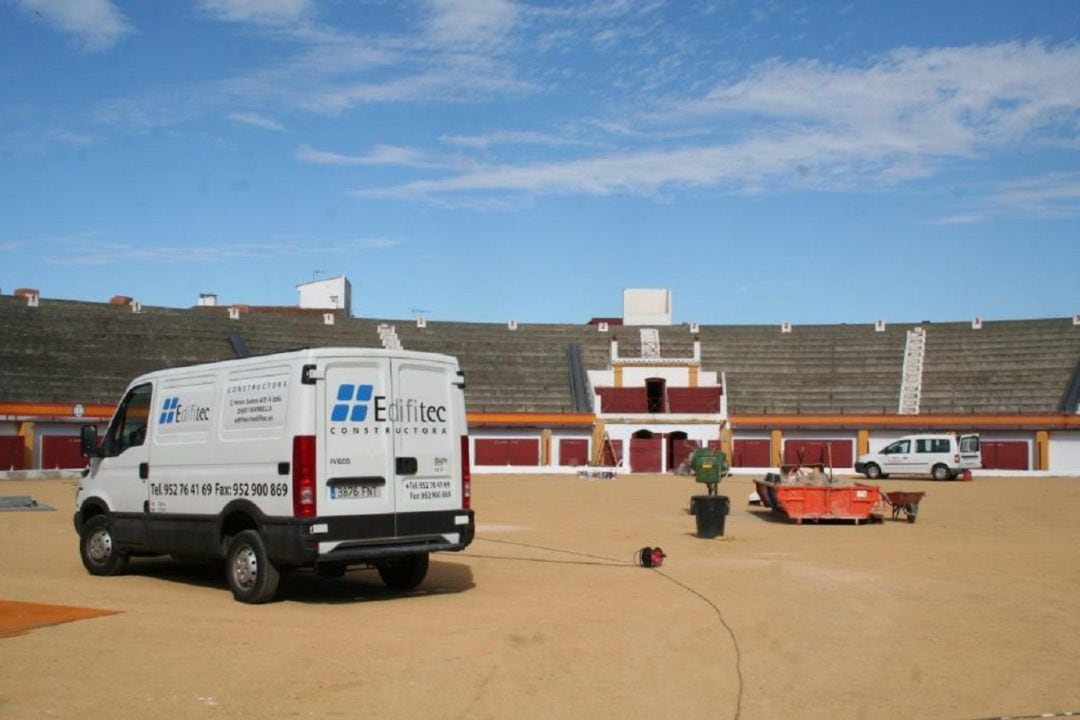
(931, 464), (952, 481)
(225, 530), (281, 604)
(377, 553), (429, 590)
(79, 513), (129, 576)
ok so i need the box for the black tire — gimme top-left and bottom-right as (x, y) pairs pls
(931, 464), (951, 482)
(315, 563), (347, 580)
(225, 530), (280, 604)
(865, 463), (882, 480)
(377, 553), (429, 591)
(79, 514), (129, 576)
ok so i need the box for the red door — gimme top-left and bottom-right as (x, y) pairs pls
(630, 436), (662, 473)
(670, 440), (697, 471)
(783, 440), (853, 468)
(559, 439), (589, 466)
(41, 436), (86, 469)
(474, 439), (508, 466)
(600, 439), (623, 467)
(0, 436), (28, 470)
(507, 439), (539, 466)
(474, 438), (540, 466)
(733, 439), (771, 467)
(980, 441), (1029, 470)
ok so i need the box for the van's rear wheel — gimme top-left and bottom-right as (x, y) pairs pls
(226, 530), (280, 604)
(931, 464), (951, 481)
(377, 553), (429, 590)
(80, 514), (129, 576)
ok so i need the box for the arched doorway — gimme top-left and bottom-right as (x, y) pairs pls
(630, 429), (662, 473)
(668, 430), (694, 471)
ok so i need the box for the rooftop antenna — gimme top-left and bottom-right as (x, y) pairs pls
(312, 269), (325, 282)
(411, 307), (431, 316)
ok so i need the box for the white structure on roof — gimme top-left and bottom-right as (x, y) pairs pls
(297, 275), (351, 315)
(623, 288), (672, 326)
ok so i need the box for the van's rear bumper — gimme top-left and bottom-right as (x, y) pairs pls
(263, 508), (475, 566)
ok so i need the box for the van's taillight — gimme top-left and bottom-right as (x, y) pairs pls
(460, 435), (471, 510)
(954, 453), (960, 463)
(293, 435), (317, 518)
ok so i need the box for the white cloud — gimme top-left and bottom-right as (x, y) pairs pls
(355, 41), (1080, 203)
(993, 172), (1080, 218)
(228, 112), (285, 131)
(197, 0), (312, 25)
(45, 236), (397, 267)
(296, 144), (452, 170)
(16, 0), (131, 51)
(926, 214), (988, 226)
(355, 238), (400, 249)
(423, 0), (519, 49)
(440, 129), (588, 148)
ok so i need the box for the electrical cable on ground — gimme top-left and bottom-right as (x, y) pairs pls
(474, 537), (744, 720)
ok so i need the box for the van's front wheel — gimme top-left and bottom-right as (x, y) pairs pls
(864, 463), (883, 480)
(226, 530), (280, 604)
(80, 514), (129, 576)
(377, 553), (429, 591)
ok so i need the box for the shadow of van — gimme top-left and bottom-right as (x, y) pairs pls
(122, 556), (476, 604)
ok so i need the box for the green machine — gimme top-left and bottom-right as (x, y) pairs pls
(691, 447), (730, 495)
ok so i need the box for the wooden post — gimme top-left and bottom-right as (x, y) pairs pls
(17, 421), (34, 470)
(770, 429), (783, 468)
(857, 429), (870, 457)
(1035, 430), (1049, 471)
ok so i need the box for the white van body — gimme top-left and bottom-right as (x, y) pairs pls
(854, 433), (981, 481)
(74, 348), (474, 603)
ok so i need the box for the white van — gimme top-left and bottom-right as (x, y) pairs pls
(75, 348), (474, 603)
(854, 433), (981, 481)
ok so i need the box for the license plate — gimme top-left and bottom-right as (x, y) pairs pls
(330, 483), (381, 499)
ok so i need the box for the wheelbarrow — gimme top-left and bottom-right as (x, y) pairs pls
(882, 490), (926, 523)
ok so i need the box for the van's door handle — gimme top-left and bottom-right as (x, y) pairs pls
(139, 462), (149, 480)
(396, 457), (418, 475)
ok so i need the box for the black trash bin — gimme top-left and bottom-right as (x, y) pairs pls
(693, 494), (730, 538)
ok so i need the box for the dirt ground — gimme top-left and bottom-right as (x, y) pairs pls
(1, 473), (1078, 720)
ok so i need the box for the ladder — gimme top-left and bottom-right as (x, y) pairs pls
(898, 327), (926, 414)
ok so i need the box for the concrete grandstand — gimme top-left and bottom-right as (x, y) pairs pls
(2, 288), (1079, 475)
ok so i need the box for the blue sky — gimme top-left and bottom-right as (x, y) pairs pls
(2, 0), (1079, 325)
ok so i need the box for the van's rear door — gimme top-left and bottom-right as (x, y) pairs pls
(391, 356), (464, 517)
(959, 434), (982, 469)
(320, 356), (396, 528)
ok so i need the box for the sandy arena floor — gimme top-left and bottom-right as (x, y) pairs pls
(1, 473), (1078, 719)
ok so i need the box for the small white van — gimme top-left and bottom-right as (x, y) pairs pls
(75, 348), (474, 603)
(854, 433), (981, 481)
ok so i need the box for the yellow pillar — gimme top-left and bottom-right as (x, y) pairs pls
(688, 366), (699, 388)
(1035, 430), (1050, 471)
(770, 429), (783, 468)
(541, 429), (553, 467)
(719, 422), (733, 459)
(857, 429), (870, 456)
(17, 421), (34, 470)
(613, 364), (623, 388)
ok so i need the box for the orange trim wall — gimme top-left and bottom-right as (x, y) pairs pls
(0, 403), (114, 420)
(5, 404), (1078, 433)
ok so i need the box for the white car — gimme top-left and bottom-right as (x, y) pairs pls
(855, 434), (981, 481)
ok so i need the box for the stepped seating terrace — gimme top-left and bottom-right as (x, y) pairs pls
(2, 296), (1077, 416)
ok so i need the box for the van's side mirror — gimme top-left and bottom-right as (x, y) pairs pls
(80, 425), (101, 458)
